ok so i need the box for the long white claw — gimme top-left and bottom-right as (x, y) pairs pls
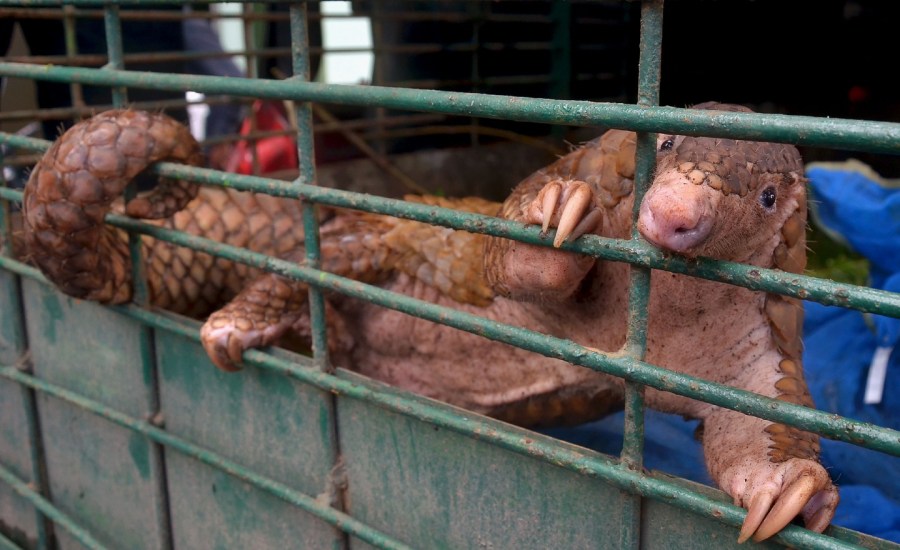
(568, 208), (603, 243)
(553, 183), (592, 248)
(738, 492), (775, 544)
(752, 475), (818, 542)
(540, 182), (562, 234)
(802, 487), (839, 534)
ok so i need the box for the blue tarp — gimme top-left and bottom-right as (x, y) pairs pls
(543, 160), (900, 542)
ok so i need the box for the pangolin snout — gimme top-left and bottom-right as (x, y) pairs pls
(637, 174), (714, 254)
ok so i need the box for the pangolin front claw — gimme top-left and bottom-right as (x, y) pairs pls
(527, 180), (601, 248)
(738, 491), (776, 543)
(726, 459), (838, 543)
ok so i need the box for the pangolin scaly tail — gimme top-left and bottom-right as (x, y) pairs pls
(22, 110), (315, 318)
(23, 110), (204, 303)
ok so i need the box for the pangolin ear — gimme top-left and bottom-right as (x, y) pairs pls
(772, 184), (807, 275)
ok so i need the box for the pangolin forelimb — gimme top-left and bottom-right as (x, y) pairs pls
(485, 179), (601, 303)
(484, 104), (837, 541)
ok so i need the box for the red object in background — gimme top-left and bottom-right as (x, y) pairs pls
(848, 85), (870, 104)
(227, 100), (298, 175)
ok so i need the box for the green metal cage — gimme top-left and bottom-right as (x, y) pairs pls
(1, 2), (900, 549)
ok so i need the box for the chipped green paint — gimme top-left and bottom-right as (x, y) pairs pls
(0, 177), (50, 548)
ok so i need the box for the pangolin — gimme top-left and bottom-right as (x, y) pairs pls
(20, 104), (838, 542)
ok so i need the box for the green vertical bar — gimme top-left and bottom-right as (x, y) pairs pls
(242, 3), (262, 175)
(102, 7), (172, 549)
(63, 6), (85, 109)
(103, 6), (127, 106)
(242, 3), (261, 80)
(289, 5), (345, 550)
(549, 1), (571, 142)
(0, 150), (52, 550)
(370, 1), (388, 156)
(290, 3), (329, 371)
(102, 4), (144, 302)
(620, 1), (664, 548)
(469, 2), (484, 147)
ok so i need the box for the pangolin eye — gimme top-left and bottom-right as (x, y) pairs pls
(760, 186), (777, 209)
(660, 138), (675, 151)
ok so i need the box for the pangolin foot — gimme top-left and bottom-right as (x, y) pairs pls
(201, 306), (289, 372)
(724, 458), (838, 543)
(527, 180), (602, 248)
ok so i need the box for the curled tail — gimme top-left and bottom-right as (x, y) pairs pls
(23, 110), (204, 302)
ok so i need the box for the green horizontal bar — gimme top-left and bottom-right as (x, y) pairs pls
(0, 181), (898, 449)
(2, 215), (895, 457)
(0, 133), (49, 153)
(1, 62), (899, 153)
(165, 167), (900, 317)
(0, 531), (25, 550)
(0, 338), (864, 550)
(0, 367), (411, 550)
(0, 462), (108, 550)
(3, 163), (896, 320)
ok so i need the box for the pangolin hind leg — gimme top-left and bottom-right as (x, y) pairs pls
(200, 261), (310, 372)
(200, 209), (403, 371)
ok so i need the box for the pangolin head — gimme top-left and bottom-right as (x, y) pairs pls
(637, 102), (806, 265)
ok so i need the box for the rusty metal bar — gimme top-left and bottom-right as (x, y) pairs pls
(0, 6), (555, 24)
(0, 95), (242, 123)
